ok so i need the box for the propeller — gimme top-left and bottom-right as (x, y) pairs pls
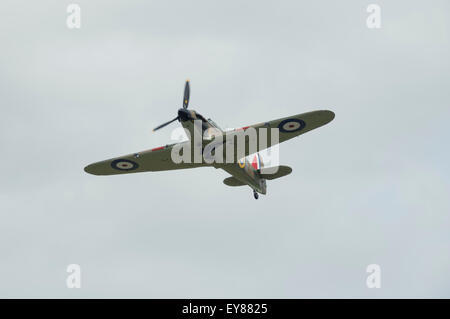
(183, 80), (190, 109)
(153, 80), (191, 132)
(152, 116), (179, 132)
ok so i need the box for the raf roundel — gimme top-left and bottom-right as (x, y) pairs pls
(278, 118), (306, 133)
(111, 159), (139, 171)
(238, 158), (246, 168)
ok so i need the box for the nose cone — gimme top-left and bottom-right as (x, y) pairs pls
(178, 108), (191, 121)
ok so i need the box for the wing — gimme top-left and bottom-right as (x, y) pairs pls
(236, 110), (334, 144)
(84, 142), (203, 176)
(218, 110), (334, 160)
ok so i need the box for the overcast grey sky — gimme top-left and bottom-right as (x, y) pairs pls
(0, 0), (449, 298)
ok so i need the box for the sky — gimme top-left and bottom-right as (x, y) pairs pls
(0, 0), (449, 298)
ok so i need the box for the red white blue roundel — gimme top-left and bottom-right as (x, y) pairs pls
(111, 159), (139, 171)
(238, 158), (246, 168)
(278, 118), (306, 133)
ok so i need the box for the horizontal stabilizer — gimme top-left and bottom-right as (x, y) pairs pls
(260, 165), (292, 180)
(223, 176), (246, 187)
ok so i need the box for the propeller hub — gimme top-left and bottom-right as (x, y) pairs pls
(152, 80), (192, 132)
(178, 108), (192, 121)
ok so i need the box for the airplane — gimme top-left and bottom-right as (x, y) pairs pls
(84, 80), (335, 199)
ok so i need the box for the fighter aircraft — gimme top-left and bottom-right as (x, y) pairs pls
(84, 81), (335, 199)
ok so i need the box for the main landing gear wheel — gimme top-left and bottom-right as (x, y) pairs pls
(253, 190), (259, 200)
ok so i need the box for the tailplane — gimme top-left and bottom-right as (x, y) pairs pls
(223, 176), (246, 186)
(259, 165), (292, 180)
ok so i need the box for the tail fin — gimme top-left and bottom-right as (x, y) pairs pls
(259, 166), (292, 180)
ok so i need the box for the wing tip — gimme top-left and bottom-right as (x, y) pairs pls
(84, 164), (102, 175)
(307, 109), (335, 128)
(319, 109), (335, 123)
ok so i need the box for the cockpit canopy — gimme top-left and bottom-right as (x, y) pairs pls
(207, 118), (223, 131)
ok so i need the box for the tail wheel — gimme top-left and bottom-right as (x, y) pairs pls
(253, 190), (259, 200)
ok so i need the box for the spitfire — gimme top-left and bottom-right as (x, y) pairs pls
(84, 80), (335, 199)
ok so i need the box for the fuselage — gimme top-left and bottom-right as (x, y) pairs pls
(179, 109), (267, 194)
(220, 157), (267, 194)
